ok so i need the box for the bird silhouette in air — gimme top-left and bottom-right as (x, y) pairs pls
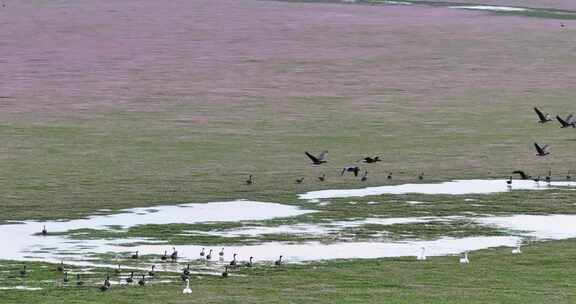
(534, 107), (552, 123)
(305, 151), (328, 165)
(534, 142), (549, 157)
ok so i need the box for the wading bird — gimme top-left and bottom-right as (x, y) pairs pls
(199, 248), (205, 258)
(41, 225), (47, 236)
(76, 274), (84, 286)
(230, 253), (238, 266)
(126, 272), (134, 284)
(275, 255), (283, 266)
(305, 151), (328, 165)
(417, 247), (427, 261)
(148, 265), (156, 277)
(138, 274), (146, 286)
(534, 143), (549, 157)
(131, 251), (139, 259)
(245, 256), (254, 267)
(534, 107), (552, 123)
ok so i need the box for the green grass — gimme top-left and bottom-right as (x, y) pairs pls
(3, 239), (576, 303)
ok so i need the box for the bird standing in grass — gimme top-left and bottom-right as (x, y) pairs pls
(222, 266), (229, 277)
(183, 278), (192, 294)
(459, 252), (470, 264)
(245, 256), (254, 267)
(512, 244), (522, 255)
(148, 265), (156, 277)
(57, 260), (64, 272)
(318, 174), (326, 182)
(161, 250), (168, 261)
(170, 247), (178, 262)
(230, 253), (238, 266)
(246, 175), (253, 185)
(19, 265), (26, 277)
(63, 272), (69, 283)
(138, 274), (146, 286)
(126, 272), (134, 284)
(206, 249), (213, 261)
(76, 274), (84, 286)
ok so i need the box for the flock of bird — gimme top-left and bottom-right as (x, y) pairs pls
(11, 106), (571, 295)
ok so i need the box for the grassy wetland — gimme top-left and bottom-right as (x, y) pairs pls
(2, 0), (576, 302)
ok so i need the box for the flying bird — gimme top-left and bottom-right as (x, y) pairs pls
(359, 156), (381, 163)
(305, 151), (328, 165)
(534, 142), (549, 157)
(513, 170), (531, 180)
(556, 114), (575, 128)
(341, 166), (360, 177)
(534, 107), (551, 123)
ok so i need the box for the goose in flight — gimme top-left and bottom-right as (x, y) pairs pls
(341, 166), (360, 177)
(534, 143), (549, 157)
(534, 107), (551, 123)
(359, 156), (381, 163)
(513, 170), (531, 180)
(556, 114), (576, 128)
(305, 151), (328, 165)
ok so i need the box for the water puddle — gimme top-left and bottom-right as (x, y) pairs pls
(449, 5), (530, 12)
(299, 179), (576, 200)
(477, 215), (576, 240)
(0, 286), (43, 291)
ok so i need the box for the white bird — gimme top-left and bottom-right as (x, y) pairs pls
(459, 251), (470, 264)
(512, 244), (522, 255)
(416, 247), (427, 261)
(182, 278), (192, 294)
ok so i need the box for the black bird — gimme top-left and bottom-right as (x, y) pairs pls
(126, 272), (134, 284)
(561, 22), (566, 28)
(418, 172), (424, 180)
(161, 250), (168, 261)
(246, 175), (253, 185)
(295, 177), (305, 184)
(131, 250), (139, 259)
(513, 170), (531, 180)
(206, 249), (213, 261)
(76, 274), (84, 286)
(534, 175), (541, 183)
(230, 253), (238, 266)
(360, 156), (381, 163)
(387, 172), (393, 179)
(245, 256), (254, 267)
(305, 151), (328, 165)
(318, 174), (326, 182)
(19, 265), (26, 277)
(219, 247), (225, 258)
(57, 260), (64, 272)
(148, 265), (156, 277)
(182, 264), (191, 276)
(199, 248), (205, 258)
(360, 170), (368, 182)
(534, 107), (552, 123)
(506, 176), (512, 186)
(41, 225), (47, 236)
(100, 276), (111, 291)
(170, 247), (178, 262)
(138, 274), (146, 286)
(566, 170), (572, 180)
(534, 143), (550, 157)
(63, 271), (69, 283)
(546, 170), (552, 184)
(341, 166), (360, 177)
(556, 114), (575, 128)
(221, 266), (229, 278)
(275, 255), (283, 266)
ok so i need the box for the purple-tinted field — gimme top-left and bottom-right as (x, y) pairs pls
(1, 0), (576, 220)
